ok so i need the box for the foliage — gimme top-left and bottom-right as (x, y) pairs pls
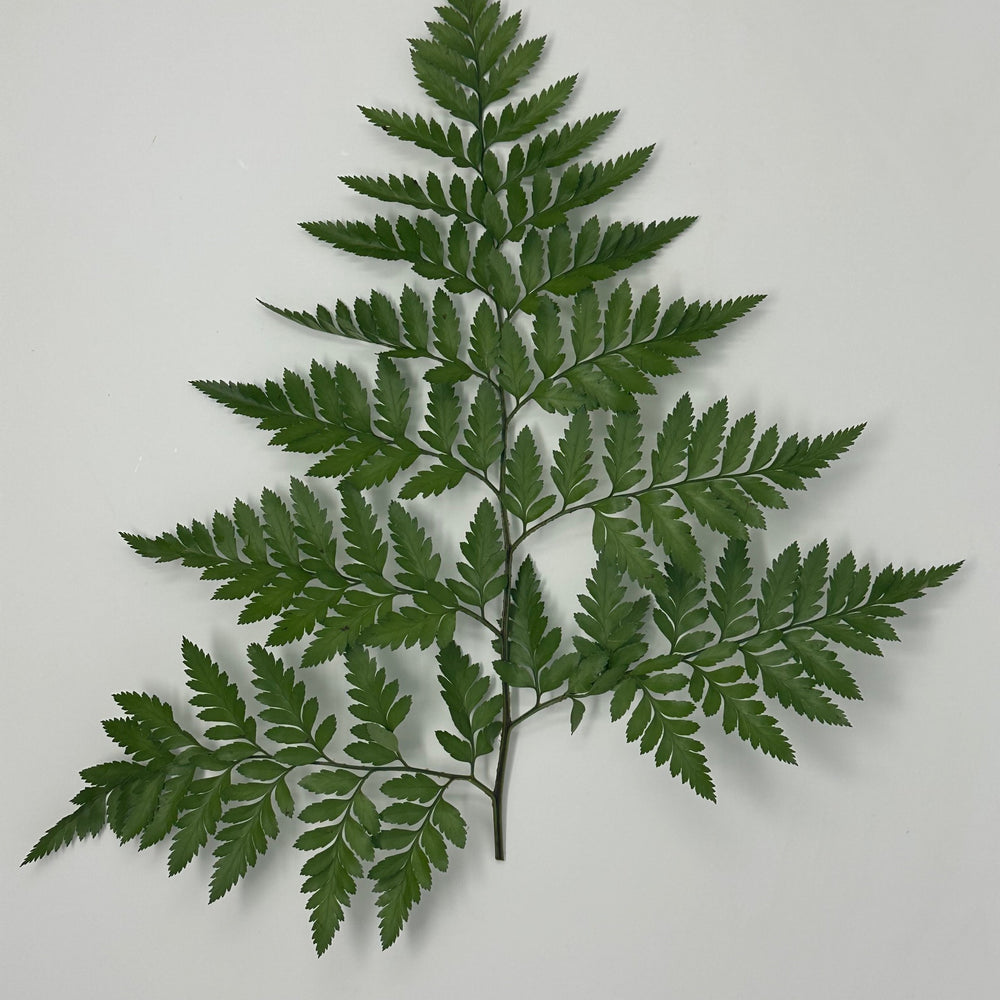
(26, 0), (959, 954)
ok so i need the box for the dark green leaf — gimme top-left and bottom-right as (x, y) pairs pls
(359, 107), (471, 166)
(437, 643), (503, 762)
(458, 381), (503, 472)
(500, 557), (562, 692)
(603, 412), (645, 492)
(504, 426), (555, 524)
(450, 499), (505, 609)
(483, 76), (577, 144)
(636, 493), (705, 578)
(551, 409), (597, 505)
(651, 394), (694, 483)
(23, 785), (108, 865)
(182, 638), (257, 744)
(621, 683), (714, 800)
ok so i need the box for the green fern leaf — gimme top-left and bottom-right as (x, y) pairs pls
(344, 645), (412, 747)
(650, 394), (695, 482)
(457, 381), (503, 472)
(497, 321), (535, 398)
(450, 498), (506, 609)
(418, 382), (463, 454)
(574, 554), (651, 681)
(296, 770), (375, 954)
(621, 679), (714, 800)
(23, 785), (108, 865)
(182, 638), (257, 744)
(765, 425), (866, 490)
(743, 649), (850, 727)
(248, 643), (334, 750)
(339, 484), (389, 578)
(603, 411), (645, 491)
(476, 7), (523, 71)
(550, 409), (598, 505)
(340, 171), (463, 221)
(482, 35), (546, 105)
(542, 217), (697, 296)
(504, 425), (555, 523)
(288, 479), (338, 567)
(592, 499), (662, 589)
(757, 543), (802, 631)
(29, 0), (960, 954)
(483, 75), (577, 144)
(168, 772), (231, 876)
(410, 39), (479, 114)
(686, 398), (729, 478)
(209, 784), (282, 902)
(136, 763), (198, 850)
(399, 459), (468, 499)
(708, 538), (756, 638)
(360, 107), (471, 166)
(497, 557), (561, 692)
(372, 773), (465, 948)
(531, 149), (655, 228)
(504, 112), (621, 185)
(636, 493), (705, 578)
(387, 502), (442, 590)
(436, 643), (503, 763)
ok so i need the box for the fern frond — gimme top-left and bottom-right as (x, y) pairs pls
(295, 769), (373, 954)
(528, 291), (765, 413)
(495, 557), (562, 692)
(410, 40), (479, 123)
(537, 217), (698, 298)
(504, 112), (621, 184)
(23, 785), (108, 865)
(615, 674), (714, 800)
(30, 0), (960, 956)
(435, 643), (504, 764)
(528, 148), (656, 228)
(372, 774), (464, 948)
(503, 425), (555, 524)
(482, 75), (577, 145)
(359, 107), (472, 167)
(644, 547), (961, 756)
(193, 361), (428, 487)
(339, 170), (473, 224)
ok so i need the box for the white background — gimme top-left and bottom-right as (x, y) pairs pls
(3, 1), (997, 997)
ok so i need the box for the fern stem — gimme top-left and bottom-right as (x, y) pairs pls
(318, 754), (494, 796)
(456, 604), (504, 639)
(510, 692), (571, 729)
(491, 368), (515, 861)
(466, 35), (515, 862)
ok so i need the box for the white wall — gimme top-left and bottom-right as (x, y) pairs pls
(3, 1), (997, 996)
